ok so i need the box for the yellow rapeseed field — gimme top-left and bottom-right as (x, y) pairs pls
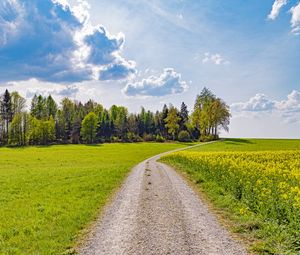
(162, 150), (300, 229)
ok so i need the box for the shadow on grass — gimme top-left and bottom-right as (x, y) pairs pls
(5, 145), (28, 150)
(5, 143), (104, 149)
(4, 141), (197, 149)
(84, 144), (103, 147)
(6, 143), (65, 149)
(224, 138), (253, 144)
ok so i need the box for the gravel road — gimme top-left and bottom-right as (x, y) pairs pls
(79, 146), (247, 255)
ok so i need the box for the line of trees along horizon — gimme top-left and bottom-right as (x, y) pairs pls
(0, 87), (230, 146)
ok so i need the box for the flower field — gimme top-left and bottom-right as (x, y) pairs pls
(161, 149), (300, 254)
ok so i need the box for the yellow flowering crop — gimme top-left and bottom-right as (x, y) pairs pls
(162, 150), (300, 226)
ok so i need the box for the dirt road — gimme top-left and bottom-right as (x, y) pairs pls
(79, 146), (247, 255)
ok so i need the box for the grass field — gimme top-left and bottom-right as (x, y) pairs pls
(188, 138), (300, 152)
(0, 143), (188, 255)
(161, 139), (300, 255)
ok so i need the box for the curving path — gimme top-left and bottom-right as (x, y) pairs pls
(79, 145), (247, 255)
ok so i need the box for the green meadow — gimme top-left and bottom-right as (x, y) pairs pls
(0, 143), (187, 255)
(188, 138), (300, 152)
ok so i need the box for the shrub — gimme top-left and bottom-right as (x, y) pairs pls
(155, 134), (165, 143)
(126, 132), (143, 142)
(178, 130), (191, 142)
(110, 136), (121, 143)
(143, 133), (155, 142)
(200, 134), (216, 142)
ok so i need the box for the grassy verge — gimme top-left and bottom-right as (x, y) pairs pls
(161, 139), (300, 255)
(0, 143), (187, 255)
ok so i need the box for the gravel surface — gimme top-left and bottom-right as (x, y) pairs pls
(79, 146), (247, 255)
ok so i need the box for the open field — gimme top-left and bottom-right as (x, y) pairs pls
(161, 139), (300, 254)
(188, 138), (300, 152)
(0, 143), (188, 255)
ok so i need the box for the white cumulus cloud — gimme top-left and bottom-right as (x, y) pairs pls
(231, 94), (275, 112)
(268, 1), (300, 35)
(231, 90), (300, 123)
(268, 0), (288, 20)
(123, 68), (188, 97)
(26, 84), (79, 98)
(0, 0), (136, 83)
(290, 2), (300, 34)
(276, 90), (300, 112)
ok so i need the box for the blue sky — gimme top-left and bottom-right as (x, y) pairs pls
(0, 0), (299, 138)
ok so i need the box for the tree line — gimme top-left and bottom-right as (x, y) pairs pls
(0, 87), (230, 146)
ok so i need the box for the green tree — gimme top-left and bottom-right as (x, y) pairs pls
(164, 106), (181, 140)
(46, 95), (57, 118)
(144, 110), (155, 134)
(41, 116), (56, 145)
(127, 113), (139, 142)
(9, 112), (30, 146)
(137, 107), (155, 136)
(0, 89), (12, 144)
(28, 116), (55, 145)
(8, 92), (27, 146)
(192, 88), (230, 140)
(114, 106), (128, 139)
(11, 92), (26, 115)
(98, 109), (112, 139)
(179, 102), (189, 131)
(31, 95), (47, 120)
(81, 112), (98, 143)
(192, 88), (215, 137)
(71, 117), (82, 144)
(0, 114), (3, 145)
(138, 107), (146, 136)
(28, 116), (40, 145)
(69, 102), (85, 144)
(210, 98), (231, 138)
(108, 106), (128, 139)
(161, 104), (169, 137)
(61, 98), (75, 142)
(55, 109), (64, 142)
(127, 114), (138, 134)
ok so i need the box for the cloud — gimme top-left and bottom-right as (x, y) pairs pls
(99, 60), (136, 81)
(0, 0), (136, 83)
(268, 1), (300, 35)
(268, 0), (288, 20)
(276, 90), (300, 123)
(123, 68), (188, 97)
(202, 52), (229, 65)
(231, 90), (300, 123)
(231, 94), (275, 112)
(177, 13), (183, 20)
(290, 2), (300, 34)
(276, 90), (300, 112)
(26, 84), (79, 98)
(0, 82), (13, 87)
